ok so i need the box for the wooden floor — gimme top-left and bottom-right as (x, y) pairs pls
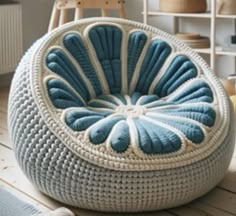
(1, 86), (236, 216)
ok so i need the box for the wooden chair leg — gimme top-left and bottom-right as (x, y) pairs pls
(74, 8), (83, 20)
(48, 2), (60, 32)
(101, 8), (109, 17)
(59, 9), (69, 26)
(119, 6), (126, 18)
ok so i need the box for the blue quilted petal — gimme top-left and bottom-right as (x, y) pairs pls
(145, 100), (175, 108)
(148, 115), (204, 144)
(96, 95), (120, 106)
(113, 94), (127, 105)
(63, 33), (103, 96)
(65, 108), (110, 131)
(89, 25), (122, 94)
(47, 49), (91, 101)
(110, 121), (130, 153)
(68, 116), (104, 131)
(158, 106), (216, 127)
(138, 95), (160, 105)
(170, 80), (214, 104)
(134, 119), (182, 154)
(127, 31), (147, 86)
(131, 92), (142, 105)
(153, 55), (198, 97)
(47, 79), (85, 109)
(135, 39), (172, 94)
(89, 116), (125, 144)
(88, 101), (115, 109)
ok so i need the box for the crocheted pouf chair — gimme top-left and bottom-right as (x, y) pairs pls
(8, 18), (235, 212)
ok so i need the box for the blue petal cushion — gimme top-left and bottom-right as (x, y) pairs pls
(45, 25), (215, 156)
(8, 18), (234, 212)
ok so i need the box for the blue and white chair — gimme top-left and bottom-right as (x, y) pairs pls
(8, 18), (235, 212)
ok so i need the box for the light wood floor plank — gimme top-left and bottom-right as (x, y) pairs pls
(0, 145), (63, 210)
(219, 159), (236, 193)
(0, 87), (9, 111)
(189, 201), (235, 216)
(0, 128), (11, 148)
(199, 187), (236, 215)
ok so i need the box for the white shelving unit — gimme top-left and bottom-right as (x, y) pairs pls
(143, 0), (236, 72)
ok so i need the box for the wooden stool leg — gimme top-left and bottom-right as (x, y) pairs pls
(101, 8), (109, 17)
(74, 8), (83, 20)
(48, 2), (60, 32)
(119, 2), (126, 18)
(59, 9), (69, 26)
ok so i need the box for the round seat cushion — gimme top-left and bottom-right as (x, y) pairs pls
(8, 18), (234, 212)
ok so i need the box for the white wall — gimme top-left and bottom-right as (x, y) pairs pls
(19, 0), (54, 50)
(19, 0), (234, 78)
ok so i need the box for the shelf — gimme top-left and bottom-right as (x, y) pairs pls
(143, 11), (236, 19)
(142, 11), (211, 18)
(194, 48), (211, 54)
(216, 50), (236, 56)
(216, 14), (236, 19)
(193, 47), (236, 56)
(142, 0), (236, 71)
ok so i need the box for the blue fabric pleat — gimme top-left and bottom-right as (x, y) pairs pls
(158, 106), (216, 127)
(127, 31), (147, 86)
(89, 25), (122, 94)
(89, 116), (124, 144)
(110, 121), (130, 153)
(47, 79), (85, 109)
(135, 39), (172, 94)
(131, 92), (142, 105)
(153, 55), (198, 97)
(63, 33), (103, 96)
(113, 93), (127, 105)
(171, 80), (214, 104)
(46, 49), (90, 101)
(134, 119), (182, 154)
(148, 115), (204, 144)
(138, 95), (160, 105)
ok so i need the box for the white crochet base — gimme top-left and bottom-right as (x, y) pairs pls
(8, 18), (235, 212)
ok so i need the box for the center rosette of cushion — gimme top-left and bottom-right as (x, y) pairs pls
(115, 105), (146, 118)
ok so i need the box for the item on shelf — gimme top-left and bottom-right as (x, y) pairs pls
(176, 33), (201, 40)
(228, 74), (236, 81)
(176, 33), (210, 49)
(159, 0), (207, 13)
(223, 35), (236, 52)
(217, 0), (236, 15)
(223, 45), (236, 52)
(8, 18), (234, 212)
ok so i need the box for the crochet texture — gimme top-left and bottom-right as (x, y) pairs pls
(8, 18), (235, 212)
